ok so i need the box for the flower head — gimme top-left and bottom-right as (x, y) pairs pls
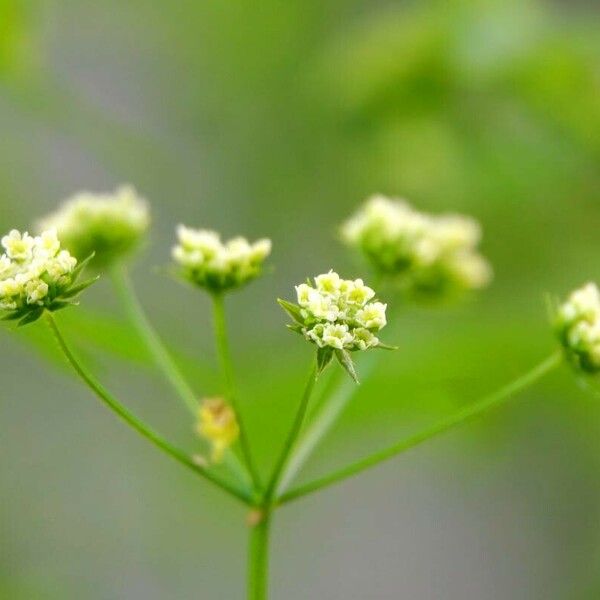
(38, 185), (150, 268)
(196, 398), (240, 463)
(555, 283), (600, 374)
(172, 225), (271, 294)
(0, 228), (96, 325)
(279, 270), (395, 381)
(340, 195), (492, 299)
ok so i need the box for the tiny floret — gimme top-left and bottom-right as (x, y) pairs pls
(0, 228), (96, 325)
(172, 225), (271, 293)
(38, 185), (150, 268)
(279, 271), (395, 381)
(555, 282), (600, 374)
(196, 398), (240, 463)
(340, 195), (492, 299)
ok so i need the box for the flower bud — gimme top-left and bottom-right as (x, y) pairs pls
(0, 228), (96, 325)
(340, 195), (492, 299)
(555, 282), (600, 374)
(38, 185), (150, 268)
(172, 225), (271, 294)
(196, 398), (240, 463)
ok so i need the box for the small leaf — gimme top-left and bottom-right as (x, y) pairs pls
(17, 308), (44, 327)
(335, 349), (359, 383)
(277, 298), (305, 324)
(47, 300), (79, 312)
(375, 342), (399, 350)
(316, 346), (334, 377)
(62, 276), (100, 298)
(286, 323), (304, 334)
(1, 308), (28, 321)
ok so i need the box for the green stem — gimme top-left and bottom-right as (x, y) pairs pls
(110, 265), (199, 415)
(279, 352), (562, 505)
(247, 512), (271, 600)
(212, 293), (262, 490)
(265, 360), (318, 501)
(45, 311), (251, 505)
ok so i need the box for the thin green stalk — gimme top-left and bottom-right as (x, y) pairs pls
(265, 361), (318, 501)
(212, 293), (262, 490)
(279, 352), (562, 505)
(110, 265), (199, 415)
(45, 311), (251, 505)
(247, 512), (271, 600)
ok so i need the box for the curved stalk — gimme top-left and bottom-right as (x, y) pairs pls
(265, 360), (318, 501)
(279, 352), (562, 505)
(212, 293), (262, 490)
(110, 265), (199, 414)
(45, 311), (251, 505)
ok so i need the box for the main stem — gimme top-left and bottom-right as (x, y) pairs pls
(280, 352), (562, 505)
(45, 311), (250, 504)
(212, 293), (261, 490)
(110, 265), (199, 415)
(247, 512), (271, 600)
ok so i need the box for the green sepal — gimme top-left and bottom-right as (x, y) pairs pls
(316, 346), (334, 377)
(277, 298), (305, 324)
(1, 308), (29, 321)
(47, 300), (79, 312)
(286, 323), (304, 334)
(375, 342), (399, 350)
(62, 276), (100, 299)
(71, 252), (96, 281)
(17, 307), (44, 327)
(335, 348), (359, 383)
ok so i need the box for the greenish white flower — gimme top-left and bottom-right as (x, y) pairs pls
(0, 229), (96, 325)
(172, 225), (271, 294)
(279, 270), (395, 381)
(38, 185), (150, 268)
(555, 282), (600, 373)
(340, 195), (492, 299)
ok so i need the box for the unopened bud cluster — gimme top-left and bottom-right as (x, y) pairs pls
(341, 195), (492, 298)
(555, 282), (600, 373)
(196, 398), (240, 463)
(0, 229), (90, 324)
(281, 271), (388, 351)
(39, 185), (150, 267)
(172, 225), (271, 293)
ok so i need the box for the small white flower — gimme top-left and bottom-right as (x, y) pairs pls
(322, 323), (353, 349)
(2, 230), (35, 261)
(353, 328), (378, 350)
(295, 283), (313, 307)
(344, 279), (375, 305)
(315, 270), (341, 295)
(172, 225), (271, 293)
(25, 279), (48, 304)
(355, 302), (387, 330)
(341, 195), (492, 298)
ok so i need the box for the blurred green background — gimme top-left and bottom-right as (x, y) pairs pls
(2, 0), (600, 598)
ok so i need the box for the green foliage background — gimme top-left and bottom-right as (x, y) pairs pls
(1, 1), (600, 598)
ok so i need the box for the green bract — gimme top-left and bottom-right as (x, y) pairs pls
(38, 185), (150, 268)
(341, 195), (492, 300)
(279, 270), (395, 382)
(554, 282), (600, 374)
(0, 229), (97, 326)
(172, 225), (271, 294)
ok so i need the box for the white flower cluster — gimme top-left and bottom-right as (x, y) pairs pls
(0, 229), (85, 322)
(172, 225), (271, 293)
(38, 185), (150, 267)
(282, 271), (388, 352)
(556, 283), (600, 373)
(341, 195), (492, 298)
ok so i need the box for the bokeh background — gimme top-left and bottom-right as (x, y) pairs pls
(2, 1), (600, 598)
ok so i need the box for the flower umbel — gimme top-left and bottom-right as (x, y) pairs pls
(555, 282), (600, 374)
(196, 398), (240, 463)
(0, 229), (96, 325)
(172, 225), (271, 294)
(340, 195), (492, 299)
(279, 271), (394, 381)
(38, 185), (150, 268)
